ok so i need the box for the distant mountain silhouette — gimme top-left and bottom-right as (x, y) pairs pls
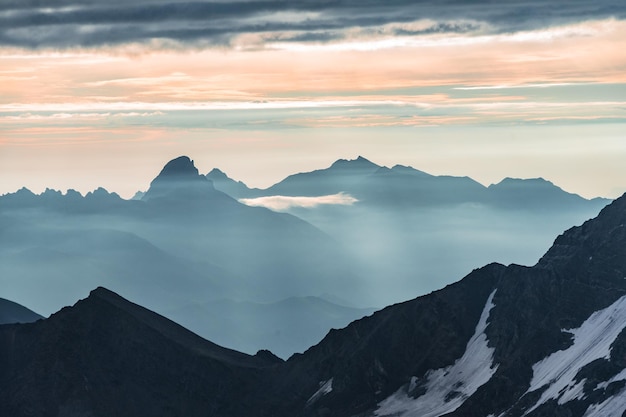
(362, 164), (487, 207)
(0, 156), (366, 357)
(206, 168), (261, 199)
(0, 186), (127, 213)
(264, 156), (380, 197)
(211, 157), (610, 305)
(143, 156), (220, 202)
(165, 296), (376, 359)
(2, 192), (625, 416)
(0, 155), (613, 356)
(487, 177), (608, 210)
(211, 156), (608, 209)
(0, 298), (42, 325)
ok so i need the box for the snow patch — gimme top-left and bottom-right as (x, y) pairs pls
(583, 386), (626, 417)
(306, 378), (333, 406)
(557, 379), (586, 405)
(583, 368), (626, 416)
(524, 294), (626, 414)
(376, 289), (499, 417)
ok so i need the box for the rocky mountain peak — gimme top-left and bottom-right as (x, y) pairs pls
(537, 192), (626, 271)
(207, 168), (228, 178)
(158, 155), (199, 178)
(142, 156), (215, 201)
(330, 156), (379, 171)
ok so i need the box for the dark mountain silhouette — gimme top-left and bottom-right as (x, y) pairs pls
(0, 298), (43, 325)
(0, 287), (279, 417)
(143, 156), (221, 202)
(258, 191), (626, 417)
(1, 192), (625, 416)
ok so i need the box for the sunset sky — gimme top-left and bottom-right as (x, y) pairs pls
(1, 1), (625, 199)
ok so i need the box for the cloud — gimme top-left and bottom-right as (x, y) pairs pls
(453, 83), (588, 90)
(3, 111), (164, 120)
(239, 193), (358, 211)
(0, 0), (623, 48)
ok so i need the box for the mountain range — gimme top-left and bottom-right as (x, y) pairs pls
(0, 155), (610, 357)
(207, 155), (607, 210)
(209, 156), (609, 304)
(1, 184), (625, 416)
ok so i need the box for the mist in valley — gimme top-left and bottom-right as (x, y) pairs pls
(0, 156), (609, 357)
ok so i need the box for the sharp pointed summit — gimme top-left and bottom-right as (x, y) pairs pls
(329, 155), (379, 171)
(142, 156), (216, 201)
(206, 168), (259, 199)
(157, 156), (200, 178)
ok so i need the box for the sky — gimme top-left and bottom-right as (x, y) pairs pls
(1, 0), (625, 199)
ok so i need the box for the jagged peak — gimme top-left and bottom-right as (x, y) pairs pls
(157, 156), (199, 178)
(143, 156), (215, 201)
(89, 286), (118, 297)
(330, 156), (379, 170)
(206, 168), (229, 179)
(85, 187), (119, 199)
(42, 188), (62, 196)
(537, 191), (625, 267)
(390, 164), (432, 177)
(490, 177), (555, 187)
(87, 286), (124, 304)
(10, 187), (35, 197)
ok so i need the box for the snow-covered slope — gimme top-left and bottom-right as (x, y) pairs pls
(376, 290), (498, 417)
(524, 294), (626, 414)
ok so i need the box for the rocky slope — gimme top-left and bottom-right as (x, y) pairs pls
(0, 287), (281, 417)
(260, 191), (626, 417)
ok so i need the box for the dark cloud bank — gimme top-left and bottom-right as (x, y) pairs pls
(0, 0), (624, 48)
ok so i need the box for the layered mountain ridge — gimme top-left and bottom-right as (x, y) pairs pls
(211, 156), (610, 305)
(0, 156), (368, 358)
(0, 155), (613, 357)
(1, 189), (625, 416)
(207, 156), (608, 209)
